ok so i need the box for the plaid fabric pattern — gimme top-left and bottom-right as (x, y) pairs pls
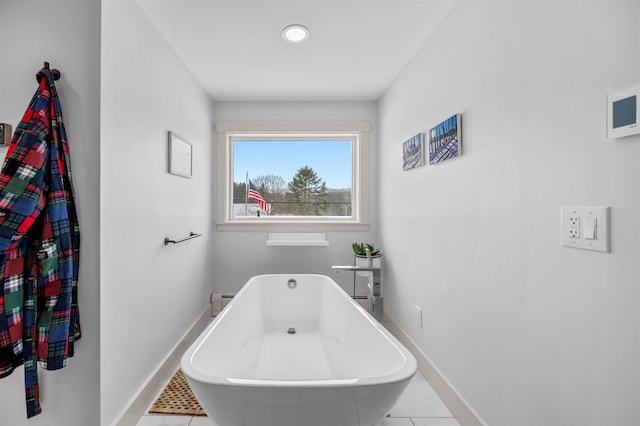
(0, 69), (81, 418)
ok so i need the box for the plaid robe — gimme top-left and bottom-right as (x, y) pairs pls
(0, 69), (80, 418)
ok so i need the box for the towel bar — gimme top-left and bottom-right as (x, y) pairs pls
(164, 232), (202, 245)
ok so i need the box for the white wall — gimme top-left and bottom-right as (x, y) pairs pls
(378, 2), (640, 426)
(0, 1), (101, 425)
(212, 102), (379, 295)
(100, 1), (215, 424)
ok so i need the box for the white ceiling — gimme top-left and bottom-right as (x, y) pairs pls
(137, 0), (458, 102)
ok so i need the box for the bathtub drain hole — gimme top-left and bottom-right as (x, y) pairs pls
(287, 327), (296, 334)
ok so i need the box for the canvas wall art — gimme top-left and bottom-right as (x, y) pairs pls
(429, 114), (462, 165)
(168, 131), (193, 178)
(402, 132), (425, 171)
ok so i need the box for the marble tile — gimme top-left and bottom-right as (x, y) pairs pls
(411, 419), (461, 426)
(135, 415), (192, 426)
(388, 381), (454, 418)
(375, 417), (414, 426)
(189, 417), (214, 425)
(412, 369), (427, 381)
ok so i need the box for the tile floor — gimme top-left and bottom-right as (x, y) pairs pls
(135, 369), (461, 426)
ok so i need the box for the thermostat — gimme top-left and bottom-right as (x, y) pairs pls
(607, 84), (640, 139)
(0, 123), (12, 146)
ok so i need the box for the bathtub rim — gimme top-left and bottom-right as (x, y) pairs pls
(181, 273), (417, 388)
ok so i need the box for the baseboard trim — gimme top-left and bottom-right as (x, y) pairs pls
(113, 305), (211, 426)
(383, 314), (488, 426)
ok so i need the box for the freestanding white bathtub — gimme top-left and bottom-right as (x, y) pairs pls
(181, 274), (417, 426)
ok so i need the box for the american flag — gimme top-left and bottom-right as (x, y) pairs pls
(248, 180), (269, 213)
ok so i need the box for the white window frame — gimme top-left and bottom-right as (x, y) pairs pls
(216, 121), (370, 231)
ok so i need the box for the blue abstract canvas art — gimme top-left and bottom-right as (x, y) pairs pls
(429, 114), (462, 165)
(402, 132), (425, 171)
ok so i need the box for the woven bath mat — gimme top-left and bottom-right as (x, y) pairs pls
(149, 369), (206, 416)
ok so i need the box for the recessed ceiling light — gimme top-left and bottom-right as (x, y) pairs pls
(282, 24), (309, 43)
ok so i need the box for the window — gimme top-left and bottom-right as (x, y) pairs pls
(216, 121), (370, 230)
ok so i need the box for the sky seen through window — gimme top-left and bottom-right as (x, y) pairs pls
(233, 140), (352, 189)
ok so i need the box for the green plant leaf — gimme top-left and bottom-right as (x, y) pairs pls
(352, 242), (380, 256)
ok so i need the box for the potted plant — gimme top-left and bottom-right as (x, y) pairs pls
(352, 242), (382, 275)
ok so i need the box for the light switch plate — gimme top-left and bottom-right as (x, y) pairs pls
(561, 206), (610, 252)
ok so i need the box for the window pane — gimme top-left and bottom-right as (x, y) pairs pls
(232, 139), (352, 217)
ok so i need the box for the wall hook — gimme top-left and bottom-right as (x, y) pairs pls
(39, 61), (61, 81)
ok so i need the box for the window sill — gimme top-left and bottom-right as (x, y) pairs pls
(215, 221), (369, 232)
(266, 233), (329, 246)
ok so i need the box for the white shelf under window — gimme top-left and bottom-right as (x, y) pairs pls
(266, 233), (329, 246)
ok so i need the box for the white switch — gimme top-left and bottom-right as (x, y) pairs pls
(584, 218), (596, 240)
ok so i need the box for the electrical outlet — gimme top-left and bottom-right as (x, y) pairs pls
(561, 206), (610, 252)
(568, 216), (580, 238)
(415, 305), (422, 329)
